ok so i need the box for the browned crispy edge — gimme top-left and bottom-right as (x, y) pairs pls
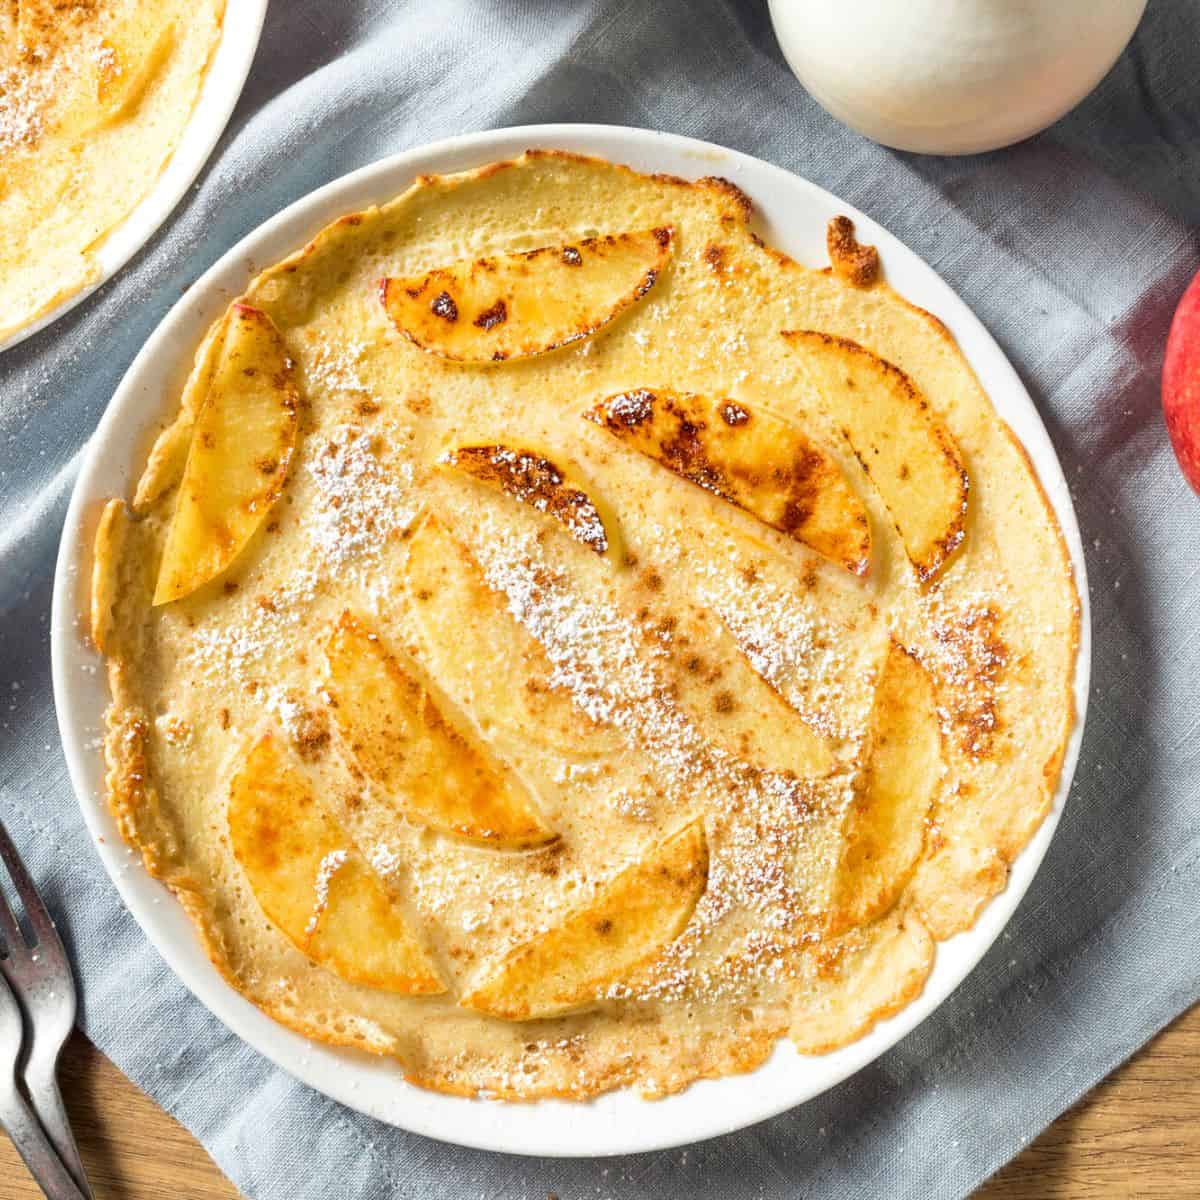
(826, 215), (881, 288)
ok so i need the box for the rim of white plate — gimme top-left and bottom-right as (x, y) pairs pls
(0, 0), (268, 354)
(51, 124), (1092, 1158)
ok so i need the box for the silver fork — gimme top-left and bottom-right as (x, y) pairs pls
(0, 821), (92, 1199)
(0, 972), (87, 1200)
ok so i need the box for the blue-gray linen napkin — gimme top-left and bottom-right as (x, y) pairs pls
(3, 2), (1199, 1196)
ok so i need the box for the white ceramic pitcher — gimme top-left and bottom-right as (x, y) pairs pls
(769, 0), (1149, 154)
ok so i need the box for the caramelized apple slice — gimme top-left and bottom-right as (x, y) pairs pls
(830, 641), (941, 931)
(439, 443), (622, 560)
(585, 389), (870, 574)
(379, 228), (672, 362)
(404, 514), (621, 757)
(461, 820), (707, 1020)
(783, 330), (969, 582)
(325, 612), (555, 849)
(228, 734), (444, 994)
(153, 304), (299, 605)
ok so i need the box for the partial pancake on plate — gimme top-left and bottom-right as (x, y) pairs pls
(0, 0), (224, 343)
(90, 150), (1079, 1101)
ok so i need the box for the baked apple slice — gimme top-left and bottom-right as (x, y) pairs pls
(584, 389), (870, 575)
(461, 819), (707, 1020)
(439, 443), (622, 560)
(648, 597), (834, 778)
(153, 303), (299, 605)
(404, 514), (621, 757)
(325, 613), (555, 848)
(784, 330), (969, 582)
(228, 734), (444, 994)
(93, 20), (176, 128)
(830, 640), (941, 932)
(379, 228), (672, 361)
(49, 8), (176, 137)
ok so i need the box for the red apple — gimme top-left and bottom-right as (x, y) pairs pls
(1163, 268), (1200, 494)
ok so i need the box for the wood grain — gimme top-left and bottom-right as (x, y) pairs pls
(981, 1001), (1200, 1199)
(2, 1007), (1199, 1199)
(0, 1033), (236, 1200)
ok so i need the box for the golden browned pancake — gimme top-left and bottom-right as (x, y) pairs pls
(0, 0), (224, 342)
(90, 151), (1079, 1100)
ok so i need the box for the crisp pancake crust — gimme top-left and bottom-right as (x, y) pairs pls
(0, 0), (224, 341)
(93, 151), (1079, 1101)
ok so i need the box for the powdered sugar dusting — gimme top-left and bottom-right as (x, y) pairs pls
(186, 423), (415, 698)
(468, 524), (847, 1001)
(304, 339), (378, 404)
(702, 577), (849, 739)
(368, 843), (402, 877)
(917, 585), (1014, 758)
(0, 58), (57, 152)
(307, 426), (416, 567)
(190, 566), (321, 686)
(304, 849), (349, 935)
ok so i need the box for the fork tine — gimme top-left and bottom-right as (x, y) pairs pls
(0, 822), (61, 953)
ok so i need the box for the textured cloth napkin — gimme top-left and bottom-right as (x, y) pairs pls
(3, 2), (1200, 1196)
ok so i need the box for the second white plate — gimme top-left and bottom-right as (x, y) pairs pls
(51, 124), (1091, 1157)
(0, 0), (267, 354)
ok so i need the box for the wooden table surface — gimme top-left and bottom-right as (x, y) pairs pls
(3, 1005), (1198, 1199)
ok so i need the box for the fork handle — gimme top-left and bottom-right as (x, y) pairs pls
(24, 1060), (92, 1200)
(0, 1082), (88, 1200)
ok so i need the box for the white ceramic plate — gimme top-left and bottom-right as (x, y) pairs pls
(0, 0), (268, 354)
(51, 125), (1092, 1158)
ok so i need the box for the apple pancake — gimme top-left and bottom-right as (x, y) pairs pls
(91, 151), (1079, 1100)
(0, 0), (224, 343)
